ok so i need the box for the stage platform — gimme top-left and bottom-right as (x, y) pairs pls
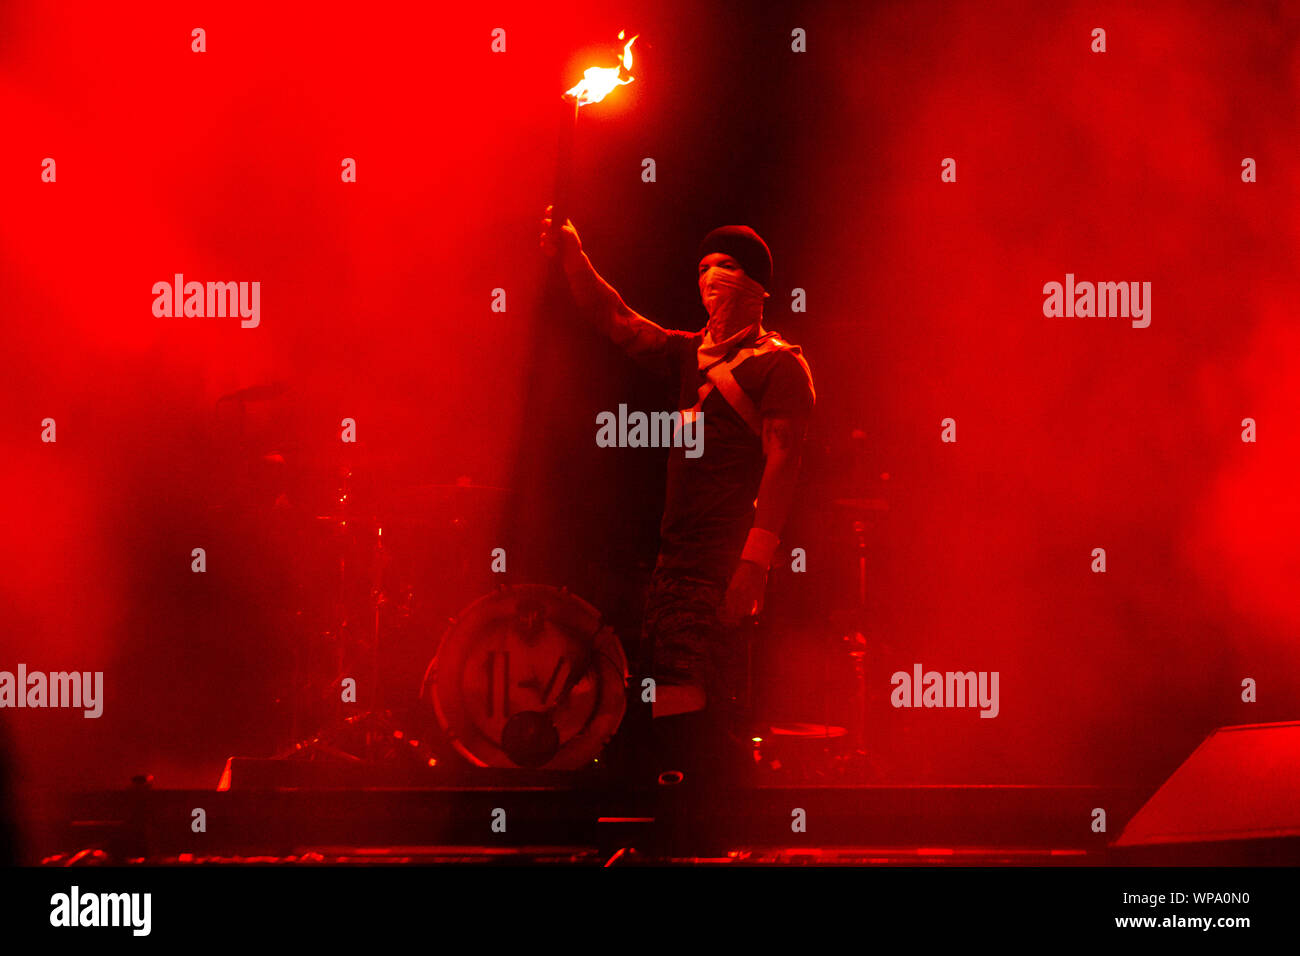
(18, 772), (1172, 865)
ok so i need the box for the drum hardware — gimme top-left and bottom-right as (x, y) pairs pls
(212, 384), (447, 762)
(817, 497), (888, 776)
(752, 723), (849, 777)
(275, 463), (403, 762)
(747, 493), (885, 782)
(739, 491), (886, 783)
(267, 465), (634, 775)
(274, 710), (440, 768)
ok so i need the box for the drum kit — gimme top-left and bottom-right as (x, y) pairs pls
(269, 468), (631, 774)
(221, 385), (889, 782)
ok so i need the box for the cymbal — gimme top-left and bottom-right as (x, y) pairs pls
(377, 482), (514, 525)
(831, 497), (889, 511)
(768, 723), (848, 738)
(387, 482), (514, 501)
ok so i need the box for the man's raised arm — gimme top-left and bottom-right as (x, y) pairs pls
(541, 206), (673, 361)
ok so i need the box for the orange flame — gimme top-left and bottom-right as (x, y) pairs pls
(564, 31), (638, 107)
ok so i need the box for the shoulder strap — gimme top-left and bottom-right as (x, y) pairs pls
(688, 330), (809, 436)
(692, 332), (785, 435)
(705, 361), (763, 434)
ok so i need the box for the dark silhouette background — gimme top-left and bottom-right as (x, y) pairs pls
(1, 1), (1297, 822)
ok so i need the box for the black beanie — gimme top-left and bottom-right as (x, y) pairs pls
(697, 225), (773, 292)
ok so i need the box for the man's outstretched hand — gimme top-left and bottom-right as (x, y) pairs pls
(720, 559), (767, 626)
(540, 205), (582, 267)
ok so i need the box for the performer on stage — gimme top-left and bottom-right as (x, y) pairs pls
(541, 209), (814, 784)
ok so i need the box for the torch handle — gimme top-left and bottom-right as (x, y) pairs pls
(550, 94), (579, 240)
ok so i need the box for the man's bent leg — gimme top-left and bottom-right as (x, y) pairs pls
(643, 569), (718, 720)
(643, 570), (748, 783)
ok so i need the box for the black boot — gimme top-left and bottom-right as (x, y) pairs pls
(649, 708), (757, 858)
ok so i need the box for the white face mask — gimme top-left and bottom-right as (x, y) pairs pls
(698, 266), (768, 340)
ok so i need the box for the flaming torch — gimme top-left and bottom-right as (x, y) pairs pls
(550, 31), (638, 241)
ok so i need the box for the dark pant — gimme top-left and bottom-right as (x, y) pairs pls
(638, 568), (754, 788)
(642, 568), (746, 706)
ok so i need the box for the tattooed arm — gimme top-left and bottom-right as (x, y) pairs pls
(721, 415), (807, 625)
(753, 415), (805, 543)
(541, 206), (673, 361)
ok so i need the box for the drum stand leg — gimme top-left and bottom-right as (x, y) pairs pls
(837, 518), (882, 779)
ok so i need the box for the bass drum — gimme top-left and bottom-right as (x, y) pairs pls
(421, 584), (627, 770)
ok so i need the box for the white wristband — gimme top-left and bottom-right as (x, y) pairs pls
(741, 527), (780, 570)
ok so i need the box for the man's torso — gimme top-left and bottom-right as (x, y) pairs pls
(653, 328), (814, 580)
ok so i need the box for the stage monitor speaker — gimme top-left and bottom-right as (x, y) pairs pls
(1114, 720), (1300, 862)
